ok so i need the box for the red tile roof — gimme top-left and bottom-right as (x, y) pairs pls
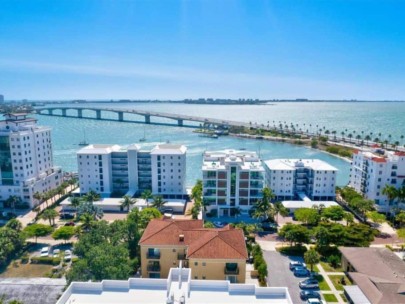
(394, 151), (405, 156)
(371, 157), (386, 163)
(139, 219), (248, 260)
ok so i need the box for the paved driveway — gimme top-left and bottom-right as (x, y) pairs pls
(263, 251), (309, 304)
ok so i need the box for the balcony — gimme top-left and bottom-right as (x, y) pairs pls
(146, 250), (161, 259)
(147, 263), (161, 272)
(177, 252), (186, 260)
(224, 264), (239, 275)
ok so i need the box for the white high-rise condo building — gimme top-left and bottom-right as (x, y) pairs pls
(0, 113), (62, 208)
(350, 148), (405, 212)
(202, 150), (265, 217)
(77, 143), (187, 198)
(263, 159), (338, 201)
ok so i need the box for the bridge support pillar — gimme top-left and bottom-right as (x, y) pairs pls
(62, 109), (67, 116)
(118, 112), (124, 121)
(145, 115), (151, 124)
(77, 109), (83, 118)
(96, 110), (101, 119)
(47, 109), (53, 115)
(178, 119), (183, 126)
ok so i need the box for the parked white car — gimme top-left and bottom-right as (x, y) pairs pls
(64, 250), (72, 261)
(52, 249), (60, 258)
(40, 247), (50, 257)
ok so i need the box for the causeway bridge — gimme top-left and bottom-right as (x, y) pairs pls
(34, 106), (260, 129)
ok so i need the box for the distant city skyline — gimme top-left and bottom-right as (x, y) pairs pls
(1, 0), (405, 100)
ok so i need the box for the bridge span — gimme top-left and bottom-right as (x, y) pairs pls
(34, 106), (264, 129)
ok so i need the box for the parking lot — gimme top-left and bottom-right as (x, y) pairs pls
(263, 250), (311, 304)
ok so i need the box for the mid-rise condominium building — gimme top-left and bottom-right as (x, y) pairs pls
(202, 150), (265, 217)
(263, 159), (338, 201)
(350, 148), (405, 212)
(139, 219), (248, 283)
(0, 113), (62, 208)
(77, 143), (187, 198)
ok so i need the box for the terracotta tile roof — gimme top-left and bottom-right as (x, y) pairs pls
(394, 151), (405, 156)
(371, 157), (386, 163)
(139, 219), (247, 260)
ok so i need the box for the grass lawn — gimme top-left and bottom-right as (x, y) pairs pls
(312, 264), (320, 273)
(320, 261), (343, 272)
(329, 275), (352, 291)
(314, 274), (331, 291)
(323, 294), (338, 302)
(0, 261), (53, 278)
(340, 293), (348, 302)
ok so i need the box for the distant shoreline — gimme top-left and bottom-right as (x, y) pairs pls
(6, 99), (405, 104)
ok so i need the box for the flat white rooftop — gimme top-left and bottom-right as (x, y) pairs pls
(57, 268), (293, 304)
(282, 200), (339, 209)
(264, 159), (338, 171)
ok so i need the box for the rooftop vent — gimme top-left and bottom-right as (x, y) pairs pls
(179, 234), (184, 242)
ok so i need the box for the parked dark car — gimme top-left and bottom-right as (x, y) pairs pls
(294, 266), (310, 277)
(289, 261), (306, 270)
(300, 290), (321, 300)
(60, 212), (75, 220)
(299, 279), (319, 289)
(64, 222), (75, 226)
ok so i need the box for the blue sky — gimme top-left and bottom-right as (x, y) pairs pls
(1, 0), (405, 100)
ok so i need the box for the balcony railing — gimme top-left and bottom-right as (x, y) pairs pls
(147, 264), (161, 272)
(224, 266), (239, 275)
(177, 253), (186, 260)
(146, 251), (161, 259)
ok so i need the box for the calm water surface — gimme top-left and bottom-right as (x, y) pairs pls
(38, 101), (405, 187)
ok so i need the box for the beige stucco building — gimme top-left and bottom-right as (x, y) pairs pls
(139, 219), (247, 283)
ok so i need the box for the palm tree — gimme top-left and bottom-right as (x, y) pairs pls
(33, 192), (43, 207)
(80, 213), (94, 231)
(84, 190), (101, 203)
(120, 195), (135, 212)
(382, 185), (398, 215)
(70, 196), (81, 209)
(274, 202), (289, 223)
(364, 135), (371, 146)
(348, 133), (353, 143)
(141, 189), (153, 207)
(41, 208), (58, 226)
(151, 196), (166, 210)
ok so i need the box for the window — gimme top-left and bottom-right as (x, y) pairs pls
(194, 262), (198, 266)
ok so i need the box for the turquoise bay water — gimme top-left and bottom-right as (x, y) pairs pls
(36, 101), (405, 187)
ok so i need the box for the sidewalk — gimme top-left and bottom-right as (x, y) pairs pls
(317, 263), (345, 303)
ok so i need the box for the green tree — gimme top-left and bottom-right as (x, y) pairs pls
(120, 195), (135, 212)
(84, 190), (101, 203)
(23, 224), (53, 243)
(397, 228), (405, 245)
(70, 196), (81, 209)
(139, 208), (161, 229)
(77, 201), (103, 220)
(349, 198), (375, 217)
(304, 249), (320, 272)
(367, 211), (386, 224)
(294, 208), (320, 225)
(395, 211), (405, 228)
(5, 219), (22, 232)
(321, 206), (345, 222)
(204, 221), (215, 228)
(252, 187), (275, 220)
(40, 209), (58, 226)
(141, 190), (153, 207)
(279, 223), (310, 246)
(342, 212), (354, 226)
(151, 196), (166, 210)
(33, 192), (43, 207)
(80, 213), (95, 231)
(382, 185), (399, 214)
(0, 226), (25, 267)
(274, 202), (289, 223)
(52, 226), (75, 243)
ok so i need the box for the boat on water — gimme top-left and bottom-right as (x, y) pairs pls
(78, 130), (89, 146)
(139, 126), (146, 142)
(199, 133), (218, 139)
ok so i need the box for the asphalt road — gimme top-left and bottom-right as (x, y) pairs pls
(263, 251), (308, 304)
